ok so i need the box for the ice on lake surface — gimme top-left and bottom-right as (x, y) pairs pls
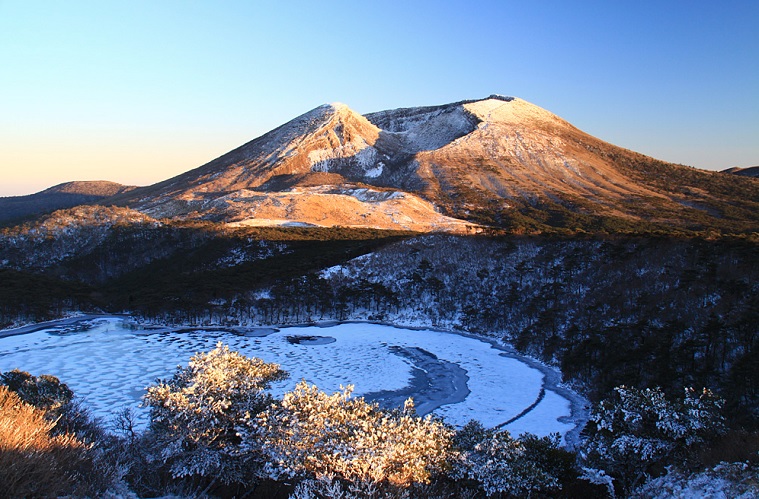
(0, 318), (573, 437)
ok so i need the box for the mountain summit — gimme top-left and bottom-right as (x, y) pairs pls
(48, 97), (759, 233)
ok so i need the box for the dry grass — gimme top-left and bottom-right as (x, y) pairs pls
(0, 385), (92, 498)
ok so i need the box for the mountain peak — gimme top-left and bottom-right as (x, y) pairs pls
(328, 101), (351, 111)
(462, 97), (569, 128)
(470, 94), (515, 103)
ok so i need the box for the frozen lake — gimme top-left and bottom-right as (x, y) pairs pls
(0, 317), (581, 440)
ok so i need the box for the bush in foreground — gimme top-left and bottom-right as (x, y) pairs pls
(452, 420), (576, 497)
(254, 381), (454, 491)
(630, 461), (759, 499)
(0, 385), (93, 497)
(143, 342), (288, 490)
(1, 368), (74, 412)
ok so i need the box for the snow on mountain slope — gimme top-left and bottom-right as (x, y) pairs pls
(223, 186), (476, 232)
(411, 97), (665, 210)
(365, 101), (480, 153)
(119, 101), (482, 230)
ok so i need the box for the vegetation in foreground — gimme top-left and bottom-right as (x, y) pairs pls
(2, 344), (754, 498)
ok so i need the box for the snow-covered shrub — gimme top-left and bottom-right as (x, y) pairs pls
(579, 467), (616, 498)
(581, 385), (726, 495)
(253, 381), (453, 488)
(143, 342), (288, 485)
(289, 476), (386, 499)
(630, 461), (759, 499)
(452, 420), (569, 497)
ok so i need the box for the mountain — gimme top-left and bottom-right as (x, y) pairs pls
(112, 101), (478, 232)
(107, 95), (757, 234)
(7, 97), (758, 234)
(0, 181), (136, 226)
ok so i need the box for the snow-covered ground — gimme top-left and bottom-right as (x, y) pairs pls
(0, 318), (575, 439)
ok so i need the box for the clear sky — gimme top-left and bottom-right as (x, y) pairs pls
(1, 0), (757, 196)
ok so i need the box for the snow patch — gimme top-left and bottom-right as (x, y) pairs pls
(364, 162), (384, 178)
(320, 265), (345, 278)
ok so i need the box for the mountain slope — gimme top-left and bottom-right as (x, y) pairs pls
(112, 102), (481, 231)
(400, 98), (666, 218)
(366, 97), (758, 232)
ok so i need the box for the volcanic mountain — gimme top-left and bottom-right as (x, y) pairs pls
(32, 96), (759, 233)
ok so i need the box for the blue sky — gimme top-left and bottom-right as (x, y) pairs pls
(1, 0), (757, 196)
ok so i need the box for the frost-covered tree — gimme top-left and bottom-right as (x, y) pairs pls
(452, 420), (570, 497)
(581, 386), (726, 495)
(252, 381), (453, 489)
(630, 461), (759, 499)
(143, 342), (287, 485)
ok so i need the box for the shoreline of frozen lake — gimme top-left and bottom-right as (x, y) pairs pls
(0, 316), (588, 447)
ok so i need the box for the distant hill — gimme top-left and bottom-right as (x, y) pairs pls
(722, 166), (759, 178)
(0, 181), (136, 226)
